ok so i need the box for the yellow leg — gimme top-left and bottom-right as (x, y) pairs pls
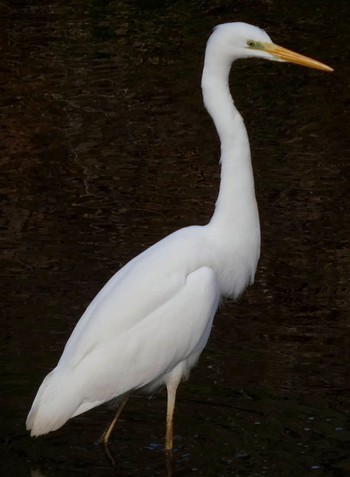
(165, 381), (180, 451)
(101, 396), (129, 445)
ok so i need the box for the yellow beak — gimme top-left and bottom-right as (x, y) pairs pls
(264, 43), (333, 72)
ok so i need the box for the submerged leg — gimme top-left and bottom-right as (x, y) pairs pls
(101, 396), (129, 445)
(165, 380), (180, 451)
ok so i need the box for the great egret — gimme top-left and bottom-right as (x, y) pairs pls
(26, 22), (332, 450)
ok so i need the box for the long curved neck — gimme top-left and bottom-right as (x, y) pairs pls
(202, 50), (257, 229)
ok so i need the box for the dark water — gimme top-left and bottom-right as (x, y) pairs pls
(1, 0), (349, 475)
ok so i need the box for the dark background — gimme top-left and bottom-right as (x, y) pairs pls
(1, 1), (349, 475)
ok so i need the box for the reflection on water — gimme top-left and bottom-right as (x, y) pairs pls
(1, 0), (349, 476)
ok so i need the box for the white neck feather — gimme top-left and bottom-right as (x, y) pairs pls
(201, 42), (260, 296)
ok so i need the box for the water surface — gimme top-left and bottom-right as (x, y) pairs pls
(1, 1), (349, 476)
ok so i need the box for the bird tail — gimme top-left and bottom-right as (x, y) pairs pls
(26, 367), (81, 437)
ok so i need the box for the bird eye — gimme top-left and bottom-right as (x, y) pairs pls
(247, 40), (255, 48)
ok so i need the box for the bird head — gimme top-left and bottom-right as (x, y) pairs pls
(208, 22), (333, 72)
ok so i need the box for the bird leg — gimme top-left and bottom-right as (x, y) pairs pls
(101, 396), (129, 445)
(165, 381), (180, 451)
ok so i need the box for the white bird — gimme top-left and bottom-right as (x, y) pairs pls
(26, 22), (332, 450)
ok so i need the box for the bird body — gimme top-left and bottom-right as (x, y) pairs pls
(27, 221), (256, 436)
(27, 22), (332, 447)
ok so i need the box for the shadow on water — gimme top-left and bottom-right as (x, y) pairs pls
(1, 0), (350, 475)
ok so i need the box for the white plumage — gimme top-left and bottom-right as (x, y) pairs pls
(26, 22), (332, 449)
